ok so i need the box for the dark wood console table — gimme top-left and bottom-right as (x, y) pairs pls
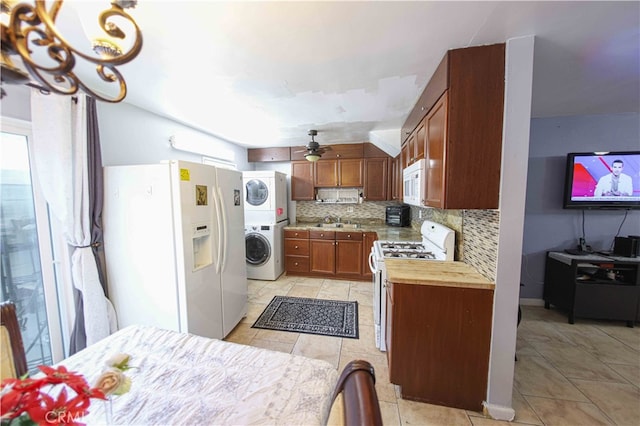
(543, 252), (640, 327)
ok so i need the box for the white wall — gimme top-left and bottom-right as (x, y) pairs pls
(97, 102), (250, 170)
(521, 113), (640, 299)
(484, 35), (535, 420)
(0, 89), (250, 171)
(1, 85), (31, 121)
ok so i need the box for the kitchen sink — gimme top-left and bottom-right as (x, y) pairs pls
(341, 223), (361, 229)
(315, 223), (360, 229)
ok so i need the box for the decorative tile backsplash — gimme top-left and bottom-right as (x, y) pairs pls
(296, 200), (398, 224)
(461, 210), (499, 281)
(410, 206), (499, 281)
(296, 201), (499, 282)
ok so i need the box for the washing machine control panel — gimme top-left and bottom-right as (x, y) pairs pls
(245, 225), (271, 232)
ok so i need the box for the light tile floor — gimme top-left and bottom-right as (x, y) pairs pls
(224, 274), (640, 425)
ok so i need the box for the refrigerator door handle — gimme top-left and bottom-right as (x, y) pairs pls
(217, 186), (228, 271)
(213, 187), (224, 274)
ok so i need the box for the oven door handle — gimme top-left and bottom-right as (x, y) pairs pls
(368, 249), (377, 274)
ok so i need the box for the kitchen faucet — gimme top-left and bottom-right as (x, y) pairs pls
(323, 214), (340, 223)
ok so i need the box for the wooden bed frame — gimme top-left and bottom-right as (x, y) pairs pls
(332, 359), (383, 425)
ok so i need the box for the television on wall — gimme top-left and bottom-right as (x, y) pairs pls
(563, 151), (640, 210)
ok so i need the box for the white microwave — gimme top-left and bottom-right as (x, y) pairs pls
(403, 159), (425, 206)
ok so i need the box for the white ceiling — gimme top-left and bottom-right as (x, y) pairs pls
(71, 1), (640, 151)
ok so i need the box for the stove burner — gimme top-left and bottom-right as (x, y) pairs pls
(382, 249), (435, 259)
(381, 242), (424, 250)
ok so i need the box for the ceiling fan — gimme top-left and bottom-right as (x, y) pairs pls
(295, 130), (331, 162)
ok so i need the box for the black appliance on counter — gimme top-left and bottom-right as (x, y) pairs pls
(385, 204), (411, 227)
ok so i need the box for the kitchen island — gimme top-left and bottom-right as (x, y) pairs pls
(384, 258), (494, 412)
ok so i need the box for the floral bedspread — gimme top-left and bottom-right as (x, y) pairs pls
(60, 325), (339, 425)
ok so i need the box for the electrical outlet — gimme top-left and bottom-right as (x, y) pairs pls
(418, 209), (423, 219)
(347, 206), (354, 213)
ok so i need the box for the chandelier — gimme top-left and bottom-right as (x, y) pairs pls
(1, 0), (143, 102)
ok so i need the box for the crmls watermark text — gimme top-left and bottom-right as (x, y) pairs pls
(46, 411), (84, 423)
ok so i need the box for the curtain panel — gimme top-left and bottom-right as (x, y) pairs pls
(30, 91), (115, 354)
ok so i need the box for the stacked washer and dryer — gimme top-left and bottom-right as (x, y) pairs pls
(243, 171), (288, 280)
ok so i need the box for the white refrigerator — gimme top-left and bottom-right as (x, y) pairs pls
(102, 160), (247, 339)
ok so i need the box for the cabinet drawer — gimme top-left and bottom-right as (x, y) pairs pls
(336, 231), (363, 241)
(285, 239), (310, 256)
(284, 229), (309, 239)
(286, 256), (310, 273)
(309, 230), (335, 240)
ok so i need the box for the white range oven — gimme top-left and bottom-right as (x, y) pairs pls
(368, 220), (455, 351)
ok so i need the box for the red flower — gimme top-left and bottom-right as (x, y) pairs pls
(1, 365), (106, 426)
(37, 366), (87, 391)
(26, 388), (91, 425)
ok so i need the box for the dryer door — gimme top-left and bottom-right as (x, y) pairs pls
(245, 233), (271, 266)
(245, 179), (270, 209)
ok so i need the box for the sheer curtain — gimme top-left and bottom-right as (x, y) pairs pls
(30, 91), (115, 354)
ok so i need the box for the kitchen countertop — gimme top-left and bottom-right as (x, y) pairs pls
(384, 259), (495, 290)
(285, 222), (422, 241)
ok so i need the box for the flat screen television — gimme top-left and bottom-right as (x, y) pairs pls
(563, 151), (640, 209)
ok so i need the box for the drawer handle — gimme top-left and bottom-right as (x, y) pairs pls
(347, 234), (351, 238)
(294, 245), (299, 249)
(295, 233), (299, 237)
(320, 233), (324, 237)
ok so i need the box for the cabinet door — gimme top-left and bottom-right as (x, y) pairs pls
(386, 283), (396, 381)
(338, 159), (364, 187)
(361, 232), (378, 280)
(291, 161), (315, 200)
(314, 160), (339, 187)
(310, 240), (335, 274)
(391, 155), (401, 200)
(248, 147), (291, 162)
(335, 240), (362, 277)
(415, 119), (426, 161)
(363, 158), (388, 201)
(401, 142), (409, 170)
(425, 93), (448, 208)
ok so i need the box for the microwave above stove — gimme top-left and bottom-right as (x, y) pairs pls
(403, 159), (424, 206)
(386, 204), (410, 227)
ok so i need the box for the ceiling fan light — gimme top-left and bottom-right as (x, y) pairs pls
(305, 153), (321, 162)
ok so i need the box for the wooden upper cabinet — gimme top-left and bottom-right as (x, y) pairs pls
(315, 159), (363, 187)
(401, 141), (410, 170)
(314, 160), (339, 187)
(322, 143), (364, 160)
(391, 155), (402, 201)
(248, 147), (290, 162)
(363, 158), (388, 201)
(291, 161), (315, 200)
(415, 120), (426, 162)
(338, 159), (363, 187)
(402, 43), (505, 209)
(424, 94), (447, 207)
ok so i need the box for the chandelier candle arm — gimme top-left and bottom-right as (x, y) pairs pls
(1, 0), (143, 102)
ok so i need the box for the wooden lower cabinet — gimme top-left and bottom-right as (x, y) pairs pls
(310, 240), (336, 274)
(361, 232), (378, 281)
(386, 281), (494, 411)
(285, 229), (370, 280)
(335, 232), (363, 278)
(284, 229), (310, 273)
